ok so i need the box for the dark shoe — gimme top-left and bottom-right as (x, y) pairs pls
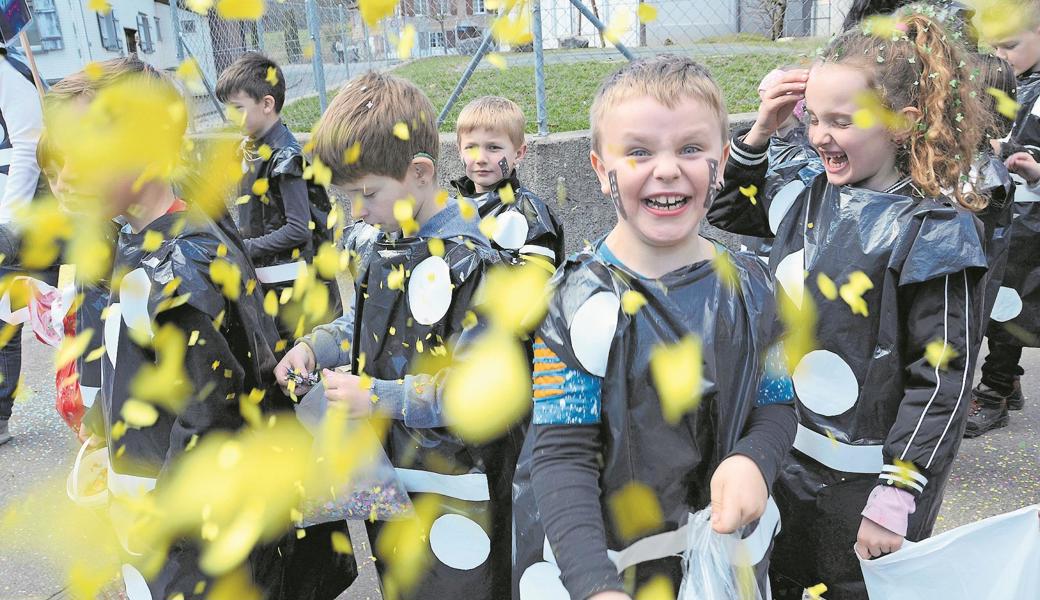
(964, 384), (1009, 438)
(0, 418), (11, 446)
(1008, 377), (1025, 411)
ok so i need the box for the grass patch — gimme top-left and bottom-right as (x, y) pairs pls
(283, 49), (814, 133)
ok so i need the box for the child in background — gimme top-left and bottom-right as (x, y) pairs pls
(707, 6), (991, 599)
(272, 71), (509, 600)
(513, 54), (796, 600)
(967, 6), (1040, 436)
(450, 96), (565, 267)
(216, 52), (341, 342)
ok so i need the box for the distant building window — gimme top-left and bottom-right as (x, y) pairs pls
(181, 19), (197, 34)
(414, 0), (428, 16)
(430, 31), (445, 48)
(97, 12), (122, 51)
(473, 0), (485, 14)
(25, 0), (63, 52)
(154, 16), (162, 42)
(136, 13), (154, 53)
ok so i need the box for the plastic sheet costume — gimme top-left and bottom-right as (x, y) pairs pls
(90, 207), (355, 600)
(237, 121), (342, 339)
(708, 136), (990, 600)
(511, 242), (793, 599)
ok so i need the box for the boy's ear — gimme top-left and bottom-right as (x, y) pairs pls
(263, 94), (277, 114)
(590, 149), (611, 197)
(515, 142), (528, 163)
(409, 154), (436, 187)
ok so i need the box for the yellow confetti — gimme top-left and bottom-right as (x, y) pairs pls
(621, 290), (647, 315)
(343, 141), (362, 165)
(712, 250), (740, 291)
(852, 108), (878, 130)
(499, 185), (516, 205)
(263, 290), (279, 317)
(85, 346), (106, 362)
(427, 238), (445, 257)
(477, 263), (552, 334)
(387, 264), (406, 291)
(314, 242), (340, 281)
(82, 61), (104, 80)
(210, 259), (242, 301)
(142, 230), (165, 252)
(393, 122), (410, 141)
(251, 178), (269, 196)
(987, 87), (1020, 120)
(739, 184), (758, 206)
(257, 144), (273, 161)
(816, 273), (838, 300)
(461, 310), (478, 330)
(805, 583), (828, 599)
(186, 0), (214, 14)
(393, 198), (419, 237)
(925, 338), (959, 370)
(604, 9), (634, 44)
(839, 271), (873, 317)
(54, 329), (94, 370)
(303, 42), (315, 60)
(216, 0), (265, 20)
(302, 157), (333, 187)
(637, 3), (658, 23)
(853, 91), (909, 132)
(444, 330), (530, 442)
(779, 289), (817, 372)
(486, 53), (507, 70)
(358, 0), (397, 27)
(434, 189), (449, 207)
(972, 0), (1033, 43)
(458, 198), (477, 221)
(491, 11), (533, 45)
(396, 25), (417, 60)
(88, 0), (110, 14)
(608, 482), (663, 541)
(121, 399), (159, 428)
(331, 530), (353, 554)
(862, 14), (902, 39)
(264, 67), (278, 87)
(649, 335), (702, 424)
(478, 215), (499, 239)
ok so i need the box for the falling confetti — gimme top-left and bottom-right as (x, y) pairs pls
(925, 338), (959, 370)
(477, 263), (552, 335)
(396, 25), (417, 59)
(839, 271), (873, 317)
(970, 0), (1033, 43)
(816, 273), (838, 301)
(358, 0), (398, 27)
(444, 329), (530, 443)
(987, 87), (1020, 120)
(637, 3), (658, 24)
(343, 141), (362, 165)
(604, 9), (634, 44)
(478, 215), (499, 239)
(486, 53), (507, 70)
(649, 335), (703, 424)
(216, 0), (265, 21)
(621, 290), (647, 315)
(712, 251), (740, 291)
(739, 184), (758, 205)
(88, 0), (110, 14)
(608, 482), (664, 541)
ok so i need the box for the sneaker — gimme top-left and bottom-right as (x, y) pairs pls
(1008, 377), (1025, 411)
(964, 384), (1009, 438)
(0, 418), (11, 446)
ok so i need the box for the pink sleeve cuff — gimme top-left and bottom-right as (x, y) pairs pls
(861, 484), (916, 537)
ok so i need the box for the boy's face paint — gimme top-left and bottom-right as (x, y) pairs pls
(805, 63), (901, 192)
(458, 128), (526, 193)
(591, 95), (728, 250)
(993, 27), (1040, 77)
(703, 158), (719, 209)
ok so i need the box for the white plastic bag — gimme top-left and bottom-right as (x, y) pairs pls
(678, 507), (764, 600)
(860, 504), (1040, 600)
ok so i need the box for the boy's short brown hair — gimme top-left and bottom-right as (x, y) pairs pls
(215, 52), (286, 112)
(455, 96), (526, 147)
(589, 54), (728, 152)
(311, 71), (439, 185)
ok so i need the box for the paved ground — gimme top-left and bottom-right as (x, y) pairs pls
(0, 330), (1036, 598)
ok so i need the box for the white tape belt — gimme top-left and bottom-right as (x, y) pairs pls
(254, 261), (306, 284)
(793, 423), (884, 474)
(607, 497), (781, 573)
(519, 244), (556, 261)
(394, 467), (490, 502)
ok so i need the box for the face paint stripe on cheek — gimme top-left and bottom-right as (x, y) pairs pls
(608, 169), (628, 220)
(498, 157), (510, 179)
(704, 158), (719, 209)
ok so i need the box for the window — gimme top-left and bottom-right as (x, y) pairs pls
(25, 0), (63, 52)
(136, 13), (154, 53)
(429, 31), (445, 48)
(181, 19), (196, 34)
(473, 0), (485, 14)
(97, 12), (121, 51)
(414, 0), (428, 16)
(154, 16), (162, 42)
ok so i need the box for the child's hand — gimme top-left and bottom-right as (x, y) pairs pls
(275, 343), (316, 395)
(855, 517), (904, 559)
(322, 369), (373, 418)
(1006, 152), (1040, 185)
(745, 69), (809, 149)
(709, 454), (768, 534)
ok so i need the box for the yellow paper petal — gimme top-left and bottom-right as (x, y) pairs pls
(608, 482), (663, 541)
(637, 3), (658, 24)
(251, 178), (269, 196)
(331, 530), (353, 554)
(739, 184), (758, 206)
(444, 330), (530, 442)
(393, 122), (410, 141)
(486, 53), (507, 70)
(478, 215), (499, 239)
(806, 583), (828, 599)
(477, 263), (552, 334)
(396, 25), (417, 60)
(816, 273), (838, 301)
(621, 290), (647, 315)
(987, 87), (1020, 120)
(55, 329), (94, 370)
(925, 338), (959, 370)
(264, 67), (279, 86)
(216, 0), (265, 20)
(358, 0), (398, 27)
(343, 141), (362, 165)
(649, 335), (702, 424)
(428, 238), (445, 257)
(88, 0), (110, 15)
(122, 399), (159, 428)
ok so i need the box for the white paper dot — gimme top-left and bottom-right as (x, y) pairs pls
(769, 180), (805, 234)
(775, 249), (805, 309)
(119, 268), (153, 339)
(493, 211), (530, 250)
(519, 561), (570, 600)
(121, 563), (153, 600)
(429, 514), (490, 570)
(408, 256), (453, 325)
(570, 291), (620, 377)
(990, 286), (1023, 322)
(542, 535), (556, 564)
(793, 350), (859, 416)
(104, 302), (122, 365)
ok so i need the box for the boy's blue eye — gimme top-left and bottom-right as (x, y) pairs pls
(681, 145), (701, 154)
(628, 148), (650, 157)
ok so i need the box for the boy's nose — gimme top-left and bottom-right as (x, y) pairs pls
(652, 155), (681, 180)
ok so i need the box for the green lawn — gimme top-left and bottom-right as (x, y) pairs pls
(282, 49), (817, 133)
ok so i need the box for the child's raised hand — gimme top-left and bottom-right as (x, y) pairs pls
(855, 517), (904, 559)
(275, 343), (316, 395)
(1006, 152), (1040, 185)
(746, 69), (810, 149)
(322, 369), (373, 418)
(709, 454), (768, 534)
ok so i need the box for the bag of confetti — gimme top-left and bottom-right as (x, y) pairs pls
(296, 383), (413, 524)
(859, 504), (1040, 600)
(677, 507), (764, 600)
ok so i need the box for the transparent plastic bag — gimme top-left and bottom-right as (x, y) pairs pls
(677, 507), (764, 600)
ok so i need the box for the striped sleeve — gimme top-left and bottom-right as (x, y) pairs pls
(532, 337), (602, 425)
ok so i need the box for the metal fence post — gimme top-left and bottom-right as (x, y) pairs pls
(437, 29), (496, 126)
(338, 3), (351, 80)
(305, 0), (329, 112)
(531, 0), (549, 136)
(170, 0), (183, 62)
(179, 34), (227, 124)
(568, 0), (635, 60)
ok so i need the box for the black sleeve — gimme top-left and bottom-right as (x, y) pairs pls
(707, 135), (774, 237)
(243, 175), (312, 261)
(530, 423), (624, 599)
(728, 402), (797, 494)
(156, 305), (246, 478)
(1002, 94), (1040, 162)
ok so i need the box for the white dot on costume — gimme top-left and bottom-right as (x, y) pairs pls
(793, 350), (859, 416)
(408, 256), (453, 325)
(519, 561), (570, 600)
(990, 286), (1023, 322)
(769, 180), (805, 234)
(119, 268), (153, 339)
(775, 249), (805, 308)
(492, 210), (529, 250)
(121, 563), (154, 600)
(570, 291), (620, 377)
(542, 535), (557, 564)
(104, 302), (122, 365)
(428, 514), (491, 570)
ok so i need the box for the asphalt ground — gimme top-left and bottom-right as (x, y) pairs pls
(0, 330), (1036, 599)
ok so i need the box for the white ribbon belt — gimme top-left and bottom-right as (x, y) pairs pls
(394, 467), (490, 502)
(793, 424), (884, 474)
(255, 260), (306, 284)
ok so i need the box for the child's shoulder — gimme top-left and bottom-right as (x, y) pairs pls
(895, 191), (988, 285)
(263, 125), (305, 178)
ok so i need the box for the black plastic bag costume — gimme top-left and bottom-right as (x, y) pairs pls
(511, 244), (790, 599)
(451, 172), (565, 266)
(972, 154), (1016, 331)
(708, 137), (989, 599)
(989, 70), (1040, 347)
(92, 208), (355, 600)
(340, 218), (516, 599)
(237, 121), (342, 339)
